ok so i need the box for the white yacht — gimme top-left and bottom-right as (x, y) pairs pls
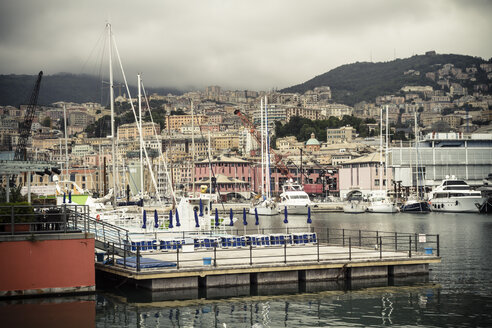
(429, 176), (486, 213)
(343, 190), (367, 214)
(277, 179), (312, 215)
(367, 191), (399, 213)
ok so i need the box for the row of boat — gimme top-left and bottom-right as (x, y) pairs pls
(343, 176), (487, 214)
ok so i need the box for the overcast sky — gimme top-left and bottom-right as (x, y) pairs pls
(0, 0), (491, 91)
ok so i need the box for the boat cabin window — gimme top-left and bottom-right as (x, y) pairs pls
(443, 186), (470, 190)
(443, 180), (467, 186)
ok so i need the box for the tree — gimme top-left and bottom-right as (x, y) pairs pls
(41, 116), (51, 127)
(431, 121), (452, 132)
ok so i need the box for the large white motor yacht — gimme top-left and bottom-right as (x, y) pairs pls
(429, 176), (486, 213)
(277, 179), (312, 215)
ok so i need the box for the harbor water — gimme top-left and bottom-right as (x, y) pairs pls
(2, 212), (492, 327)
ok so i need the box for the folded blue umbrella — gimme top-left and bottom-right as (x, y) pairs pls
(154, 210), (159, 228)
(142, 210), (147, 229)
(229, 208), (234, 226)
(215, 208), (219, 227)
(63, 192), (66, 204)
(283, 206), (288, 224)
(242, 208), (247, 225)
(68, 191), (72, 203)
(176, 209), (180, 227)
(255, 208), (259, 226)
(194, 209), (200, 228)
(168, 209), (173, 228)
(199, 198), (204, 217)
(307, 206), (312, 224)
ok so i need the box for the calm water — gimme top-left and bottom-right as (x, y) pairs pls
(2, 212), (492, 327)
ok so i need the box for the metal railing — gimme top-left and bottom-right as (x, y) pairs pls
(99, 228), (440, 272)
(0, 204), (131, 255)
(0, 204), (86, 235)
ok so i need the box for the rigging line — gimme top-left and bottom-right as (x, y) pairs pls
(79, 27), (106, 75)
(141, 80), (175, 204)
(111, 34), (161, 203)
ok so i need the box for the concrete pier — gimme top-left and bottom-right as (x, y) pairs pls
(96, 243), (440, 292)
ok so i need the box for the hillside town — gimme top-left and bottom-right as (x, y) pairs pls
(1, 58), (491, 204)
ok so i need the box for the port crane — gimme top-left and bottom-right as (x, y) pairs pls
(10, 71), (43, 186)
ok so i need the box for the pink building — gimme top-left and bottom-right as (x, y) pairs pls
(194, 156), (253, 200)
(194, 155), (340, 200)
(339, 152), (392, 199)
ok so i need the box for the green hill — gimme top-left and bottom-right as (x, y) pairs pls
(282, 53), (490, 106)
(0, 73), (182, 107)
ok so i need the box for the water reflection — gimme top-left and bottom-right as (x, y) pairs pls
(92, 212), (492, 327)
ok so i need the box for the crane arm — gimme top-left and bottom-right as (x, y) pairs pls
(234, 109), (292, 178)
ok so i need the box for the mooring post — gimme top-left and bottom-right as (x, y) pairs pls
(327, 227), (330, 244)
(249, 244), (253, 266)
(437, 234), (440, 257)
(415, 233), (418, 252)
(136, 246), (141, 272)
(176, 246), (180, 270)
(213, 246), (217, 267)
(349, 237), (352, 261)
(409, 236), (412, 258)
(284, 241), (287, 264)
(379, 237), (382, 259)
(358, 230), (361, 247)
(123, 245), (127, 268)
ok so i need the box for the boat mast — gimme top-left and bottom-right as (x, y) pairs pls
(260, 98), (265, 198)
(265, 96), (271, 198)
(208, 131), (212, 197)
(107, 23), (117, 207)
(379, 106), (383, 192)
(63, 104), (69, 189)
(138, 73), (144, 204)
(191, 100), (195, 197)
(385, 105), (389, 195)
(414, 111), (419, 200)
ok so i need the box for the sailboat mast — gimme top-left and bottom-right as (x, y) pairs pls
(385, 105), (389, 194)
(138, 74), (144, 202)
(208, 131), (212, 196)
(191, 100), (195, 196)
(107, 23), (117, 207)
(260, 98), (265, 197)
(414, 111), (419, 199)
(379, 106), (383, 192)
(265, 96), (271, 198)
(63, 104), (69, 186)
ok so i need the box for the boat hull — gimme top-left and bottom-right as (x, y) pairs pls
(278, 204), (310, 215)
(343, 203), (367, 214)
(430, 197), (486, 213)
(401, 201), (431, 213)
(249, 206), (278, 216)
(367, 204), (399, 213)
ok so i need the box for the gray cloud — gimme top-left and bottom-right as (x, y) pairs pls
(0, 0), (491, 91)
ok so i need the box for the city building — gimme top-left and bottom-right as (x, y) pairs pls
(339, 152), (391, 199)
(390, 132), (492, 188)
(326, 126), (355, 144)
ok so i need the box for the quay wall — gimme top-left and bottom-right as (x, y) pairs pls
(0, 234), (95, 297)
